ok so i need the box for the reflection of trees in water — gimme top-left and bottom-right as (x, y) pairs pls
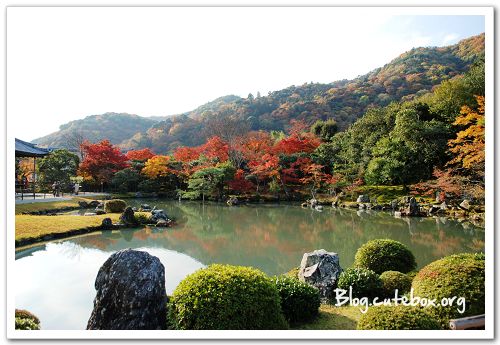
(65, 201), (485, 276)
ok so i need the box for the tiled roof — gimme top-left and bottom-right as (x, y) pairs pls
(15, 138), (51, 157)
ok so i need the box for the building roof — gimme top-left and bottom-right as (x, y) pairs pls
(15, 138), (52, 157)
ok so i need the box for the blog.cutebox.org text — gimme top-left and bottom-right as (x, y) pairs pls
(333, 287), (466, 314)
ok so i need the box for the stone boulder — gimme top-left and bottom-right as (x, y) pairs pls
(156, 219), (170, 227)
(226, 196), (239, 206)
(101, 217), (113, 230)
(88, 200), (100, 208)
(356, 195), (370, 203)
(139, 204), (152, 211)
(151, 209), (169, 222)
(298, 249), (343, 301)
(120, 207), (139, 226)
(405, 197), (420, 216)
(459, 199), (471, 211)
(78, 201), (89, 208)
(87, 249), (167, 330)
(96, 209), (106, 215)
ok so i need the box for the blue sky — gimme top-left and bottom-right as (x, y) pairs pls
(7, 8), (486, 141)
(380, 15), (485, 46)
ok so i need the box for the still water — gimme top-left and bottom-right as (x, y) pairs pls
(15, 200), (485, 330)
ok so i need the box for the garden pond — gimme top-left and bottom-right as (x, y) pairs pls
(14, 200), (485, 329)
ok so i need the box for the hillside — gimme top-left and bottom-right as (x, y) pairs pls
(33, 112), (163, 149)
(34, 33), (484, 154)
(123, 33), (484, 153)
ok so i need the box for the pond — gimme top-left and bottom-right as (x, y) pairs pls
(14, 200), (485, 330)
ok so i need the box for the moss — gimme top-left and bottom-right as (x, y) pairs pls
(104, 199), (127, 213)
(15, 214), (121, 244)
(354, 239), (417, 274)
(357, 305), (441, 330)
(292, 305), (362, 330)
(169, 264), (288, 330)
(412, 252), (485, 329)
(380, 271), (412, 297)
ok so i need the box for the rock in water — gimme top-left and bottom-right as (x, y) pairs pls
(120, 207), (139, 226)
(298, 249), (343, 301)
(87, 249), (167, 330)
(356, 195), (370, 203)
(459, 199), (471, 211)
(101, 217), (113, 230)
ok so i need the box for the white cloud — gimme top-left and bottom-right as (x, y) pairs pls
(442, 33), (460, 45)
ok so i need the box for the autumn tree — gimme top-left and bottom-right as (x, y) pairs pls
(78, 140), (128, 189)
(448, 95), (485, 179)
(126, 148), (155, 162)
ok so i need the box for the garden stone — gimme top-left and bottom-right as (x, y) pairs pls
(440, 202), (448, 210)
(84, 212), (97, 216)
(78, 201), (89, 208)
(151, 209), (169, 222)
(140, 204), (152, 211)
(356, 195), (370, 203)
(86, 249), (167, 330)
(88, 200), (100, 208)
(101, 218), (113, 230)
(120, 207), (139, 226)
(226, 196), (239, 206)
(459, 199), (471, 211)
(298, 249), (343, 301)
(156, 219), (169, 227)
(96, 210), (106, 215)
(405, 197), (420, 216)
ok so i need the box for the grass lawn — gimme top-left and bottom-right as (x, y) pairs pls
(15, 196), (101, 215)
(15, 214), (122, 242)
(293, 305), (363, 330)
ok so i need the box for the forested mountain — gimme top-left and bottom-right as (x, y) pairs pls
(33, 112), (162, 148)
(123, 33), (484, 153)
(33, 33), (484, 154)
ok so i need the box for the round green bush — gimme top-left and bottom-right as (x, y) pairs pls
(15, 317), (40, 330)
(354, 239), (417, 274)
(380, 271), (412, 297)
(357, 305), (441, 330)
(169, 264), (288, 330)
(104, 199), (127, 213)
(273, 275), (320, 324)
(412, 252), (485, 329)
(285, 267), (300, 280)
(337, 267), (383, 300)
(15, 309), (40, 330)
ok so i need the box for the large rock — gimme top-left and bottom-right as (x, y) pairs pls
(101, 217), (113, 230)
(120, 207), (139, 226)
(87, 249), (167, 330)
(78, 201), (89, 208)
(356, 195), (370, 203)
(151, 209), (169, 222)
(298, 249), (343, 301)
(88, 200), (100, 208)
(226, 196), (239, 206)
(459, 199), (471, 211)
(405, 197), (420, 216)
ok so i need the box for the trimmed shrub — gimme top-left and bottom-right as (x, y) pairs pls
(357, 305), (442, 330)
(15, 317), (40, 330)
(412, 252), (485, 329)
(15, 309), (40, 330)
(169, 264), (288, 330)
(337, 267), (383, 300)
(380, 271), (412, 297)
(285, 267), (300, 280)
(354, 239), (417, 274)
(135, 213), (152, 225)
(273, 275), (320, 324)
(104, 199), (127, 213)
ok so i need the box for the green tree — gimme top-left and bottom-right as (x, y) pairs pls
(37, 149), (79, 192)
(182, 167), (225, 202)
(310, 119), (338, 141)
(111, 167), (143, 193)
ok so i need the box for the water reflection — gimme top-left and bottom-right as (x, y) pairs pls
(15, 200), (484, 330)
